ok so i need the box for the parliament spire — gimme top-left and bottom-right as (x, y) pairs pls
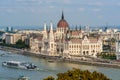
(62, 11), (64, 20)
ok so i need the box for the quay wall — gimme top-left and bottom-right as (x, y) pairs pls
(0, 46), (120, 69)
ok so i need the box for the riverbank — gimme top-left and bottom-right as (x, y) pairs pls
(0, 46), (120, 69)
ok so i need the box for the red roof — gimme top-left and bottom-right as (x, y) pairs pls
(57, 11), (69, 28)
(70, 38), (82, 44)
(57, 19), (69, 28)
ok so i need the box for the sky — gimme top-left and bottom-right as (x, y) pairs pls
(0, 0), (120, 28)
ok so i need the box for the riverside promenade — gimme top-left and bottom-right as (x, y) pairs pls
(0, 46), (120, 69)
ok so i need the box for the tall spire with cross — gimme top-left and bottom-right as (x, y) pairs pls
(62, 11), (64, 20)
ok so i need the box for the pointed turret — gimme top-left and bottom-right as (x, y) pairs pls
(49, 22), (54, 42)
(44, 22), (47, 31)
(50, 22), (53, 31)
(43, 22), (47, 39)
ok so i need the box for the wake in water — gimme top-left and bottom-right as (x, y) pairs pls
(38, 68), (58, 73)
(0, 76), (16, 80)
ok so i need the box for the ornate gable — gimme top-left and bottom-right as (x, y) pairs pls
(82, 36), (89, 44)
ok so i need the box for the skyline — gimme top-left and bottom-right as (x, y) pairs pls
(0, 0), (120, 27)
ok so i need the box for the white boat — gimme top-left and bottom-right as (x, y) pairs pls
(2, 61), (39, 70)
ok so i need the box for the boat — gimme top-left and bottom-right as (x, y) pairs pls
(48, 60), (54, 63)
(2, 61), (39, 70)
(18, 75), (30, 80)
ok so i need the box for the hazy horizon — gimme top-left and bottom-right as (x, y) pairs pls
(0, 25), (120, 30)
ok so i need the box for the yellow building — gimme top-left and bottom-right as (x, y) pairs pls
(5, 33), (27, 44)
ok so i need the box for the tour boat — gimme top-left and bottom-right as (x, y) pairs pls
(2, 61), (39, 70)
(48, 60), (55, 63)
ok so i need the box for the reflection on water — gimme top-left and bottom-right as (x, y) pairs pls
(0, 50), (120, 80)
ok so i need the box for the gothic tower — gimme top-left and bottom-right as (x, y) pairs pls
(49, 22), (55, 55)
(43, 22), (47, 39)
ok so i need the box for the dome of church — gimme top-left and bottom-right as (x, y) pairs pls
(57, 12), (69, 28)
(57, 19), (69, 28)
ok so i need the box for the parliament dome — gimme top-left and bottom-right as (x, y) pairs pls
(57, 12), (69, 28)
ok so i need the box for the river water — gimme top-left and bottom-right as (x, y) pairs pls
(0, 50), (120, 80)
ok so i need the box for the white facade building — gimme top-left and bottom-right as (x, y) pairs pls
(116, 41), (120, 60)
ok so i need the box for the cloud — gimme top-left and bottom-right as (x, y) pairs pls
(62, 0), (71, 4)
(81, 1), (104, 7)
(45, 0), (57, 4)
(89, 2), (104, 6)
(91, 8), (102, 12)
(6, 9), (13, 13)
(0, 7), (17, 14)
(29, 8), (36, 13)
(16, 0), (40, 2)
(16, 0), (43, 4)
(98, 15), (103, 19)
(78, 8), (85, 12)
(49, 6), (56, 9)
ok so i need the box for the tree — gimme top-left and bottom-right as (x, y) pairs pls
(43, 76), (55, 80)
(16, 39), (24, 45)
(15, 39), (28, 49)
(43, 68), (111, 80)
(97, 52), (116, 60)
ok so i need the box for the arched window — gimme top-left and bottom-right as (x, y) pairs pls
(86, 51), (89, 55)
(57, 48), (59, 53)
(61, 48), (63, 53)
(83, 51), (85, 55)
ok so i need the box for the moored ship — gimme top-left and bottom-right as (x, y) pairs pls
(2, 61), (39, 70)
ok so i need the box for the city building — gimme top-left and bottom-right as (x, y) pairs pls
(5, 33), (27, 44)
(116, 41), (120, 60)
(27, 12), (103, 58)
(18, 30), (42, 35)
(6, 27), (14, 32)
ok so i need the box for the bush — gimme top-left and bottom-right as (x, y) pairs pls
(0, 39), (29, 49)
(98, 52), (116, 60)
(43, 68), (111, 80)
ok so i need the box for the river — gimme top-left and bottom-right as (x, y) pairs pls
(0, 50), (119, 80)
